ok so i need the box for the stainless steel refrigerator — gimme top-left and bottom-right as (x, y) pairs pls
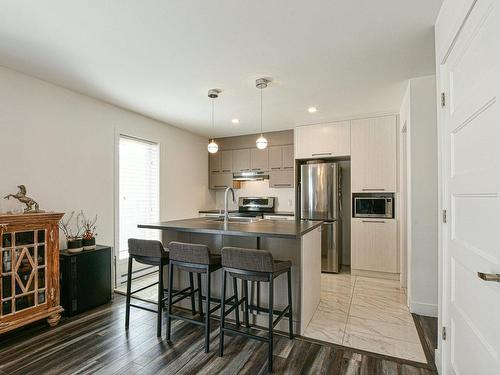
(300, 162), (342, 273)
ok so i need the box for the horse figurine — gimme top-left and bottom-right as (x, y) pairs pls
(4, 185), (41, 213)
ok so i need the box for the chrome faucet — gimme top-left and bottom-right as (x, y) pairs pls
(224, 187), (236, 223)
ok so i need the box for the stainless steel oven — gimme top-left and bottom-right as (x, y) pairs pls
(353, 196), (394, 218)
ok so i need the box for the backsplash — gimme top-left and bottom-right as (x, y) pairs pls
(214, 180), (295, 212)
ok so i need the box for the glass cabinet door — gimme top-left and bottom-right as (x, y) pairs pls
(1, 228), (47, 317)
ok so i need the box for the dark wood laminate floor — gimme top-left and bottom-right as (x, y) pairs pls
(0, 295), (438, 375)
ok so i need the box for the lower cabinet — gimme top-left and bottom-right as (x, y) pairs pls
(269, 170), (294, 188)
(351, 218), (397, 275)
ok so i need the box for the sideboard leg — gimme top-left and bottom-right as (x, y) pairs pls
(47, 313), (61, 327)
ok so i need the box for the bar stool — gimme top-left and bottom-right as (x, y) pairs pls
(166, 241), (224, 353)
(125, 238), (197, 337)
(219, 247), (294, 373)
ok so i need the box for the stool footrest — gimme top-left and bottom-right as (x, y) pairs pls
(129, 303), (158, 314)
(221, 326), (269, 343)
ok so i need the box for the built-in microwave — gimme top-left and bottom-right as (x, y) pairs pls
(353, 195), (394, 218)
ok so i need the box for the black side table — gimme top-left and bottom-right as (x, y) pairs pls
(60, 245), (112, 316)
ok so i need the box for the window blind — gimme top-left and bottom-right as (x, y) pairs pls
(119, 135), (160, 260)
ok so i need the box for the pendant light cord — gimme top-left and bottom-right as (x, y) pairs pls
(260, 87), (263, 135)
(211, 97), (214, 141)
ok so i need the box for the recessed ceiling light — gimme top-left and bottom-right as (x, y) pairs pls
(308, 107), (317, 113)
(231, 118), (240, 124)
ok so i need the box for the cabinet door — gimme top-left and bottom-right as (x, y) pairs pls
(269, 170), (294, 188)
(282, 145), (294, 169)
(210, 173), (234, 189)
(351, 218), (397, 273)
(209, 152), (221, 173)
(294, 121), (350, 159)
(232, 149), (251, 172)
(220, 151), (233, 172)
(268, 146), (282, 170)
(351, 116), (397, 192)
(250, 148), (269, 171)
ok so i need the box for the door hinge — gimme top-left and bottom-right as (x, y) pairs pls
(441, 92), (446, 108)
(442, 209), (447, 223)
(442, 326), (447, 341)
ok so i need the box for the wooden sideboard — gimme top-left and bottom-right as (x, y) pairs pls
(0, 212), (64, 334)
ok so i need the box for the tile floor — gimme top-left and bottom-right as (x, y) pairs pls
(303, 271), (427, 363)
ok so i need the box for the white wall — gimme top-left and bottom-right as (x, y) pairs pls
(0, 67), (213, 250)
(214, 181), (295, 212)
(399, 75), (439, 317)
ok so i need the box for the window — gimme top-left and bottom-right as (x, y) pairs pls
(119, 135), (160, 260)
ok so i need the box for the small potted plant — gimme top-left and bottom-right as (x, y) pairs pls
(80, 211), (97, 250)
(59, 211), (83, 253)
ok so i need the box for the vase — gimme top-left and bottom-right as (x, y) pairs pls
(67, 238), (83, 253)
(82, 237), (96, 250)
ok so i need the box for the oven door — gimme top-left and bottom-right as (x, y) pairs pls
(354, 197), (390, 218)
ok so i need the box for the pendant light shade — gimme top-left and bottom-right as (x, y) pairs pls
(207, 139), (218, 153)
(207, 89), (221, 154)
(255, 78), (270, 150)
(256, 135), (268, 150)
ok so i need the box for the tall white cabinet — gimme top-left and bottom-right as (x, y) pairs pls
(351, 116), (397, 192)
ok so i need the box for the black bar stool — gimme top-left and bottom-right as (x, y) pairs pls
(166, 241), (226, 353)
(125, 238), (197, 337)
(219, 246), (294, 373)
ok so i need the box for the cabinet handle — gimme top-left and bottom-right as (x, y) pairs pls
(274, 184), (292, 187)
(215, 185), (228, 188)
(311, 152), (332, 156)
(362, 220), (386, 223)
(211, 170), (221, 173)
(362, 188), (386, 191)
(271, 167), (281, 170)
(222, 170), (231, 172)
(241, 169), (250, 171)
(477, 272), (500, 282)
(251, 168), (261, 171)
(283, 166), (294, 169)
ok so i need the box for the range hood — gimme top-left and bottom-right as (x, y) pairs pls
(233, 171), (269, 181)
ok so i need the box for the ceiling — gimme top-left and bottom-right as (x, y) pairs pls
(0, 1), (442, 137)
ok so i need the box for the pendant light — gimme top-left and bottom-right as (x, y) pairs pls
(207, 88), (221, 154)
(256, 78), (270, 150)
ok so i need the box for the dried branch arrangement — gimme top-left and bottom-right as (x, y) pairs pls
(59, 211), (84, 240)
(80, 211), (98, 240)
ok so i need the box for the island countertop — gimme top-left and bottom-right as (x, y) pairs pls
(138, 217), (322, 239)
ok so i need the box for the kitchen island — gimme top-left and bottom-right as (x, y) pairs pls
(138, 217), (323, 334)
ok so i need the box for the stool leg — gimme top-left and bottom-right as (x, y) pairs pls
(125, 257), (133, 329)
(204, 266), (211, 353)
(197, 273), (203, 317)
(268, 275), (274, 373)
(243, 279), (250, 328)
(157, 262), (164, 337)
(256, 281), (261, 314)
(233, 277), (240, 328)
(189, 272), (196, 315)
(287, 269), (294, 339)
(219, 270), (227, 357)
(166, 262), (174, 342)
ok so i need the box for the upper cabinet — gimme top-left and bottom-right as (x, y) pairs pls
(209, 152), (221, 173)
(269, 145), (294, 170)
(282, 145), (294, 169)
(351, 115), (397, 192)
(294, 121), (351, 159)
(250, 148), (269, 171)
(220, 150), (233, 173)
(232, 149), (251, 172)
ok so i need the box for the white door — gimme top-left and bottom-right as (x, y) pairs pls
(441, 0), (500, 373)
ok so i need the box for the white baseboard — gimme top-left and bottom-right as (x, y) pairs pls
(409, 300), (438, 317)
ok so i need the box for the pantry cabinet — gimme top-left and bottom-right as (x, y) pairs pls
(294, 121), (351, 159)
(351, 116), (397, 192)
(351, 218), (398, 275)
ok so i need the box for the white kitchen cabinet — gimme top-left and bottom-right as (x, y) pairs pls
(351, 116), (397, 192)
(294, 121), (351, 159)
(269, 170), (294, 188)
(282, 145), (294, 169)
(351, 218), (398, 275)
(250, 148), (269, 171)
(269, 144), (294, 170)
(232, 149), (251, 172)
(220, 150), (233, 172)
